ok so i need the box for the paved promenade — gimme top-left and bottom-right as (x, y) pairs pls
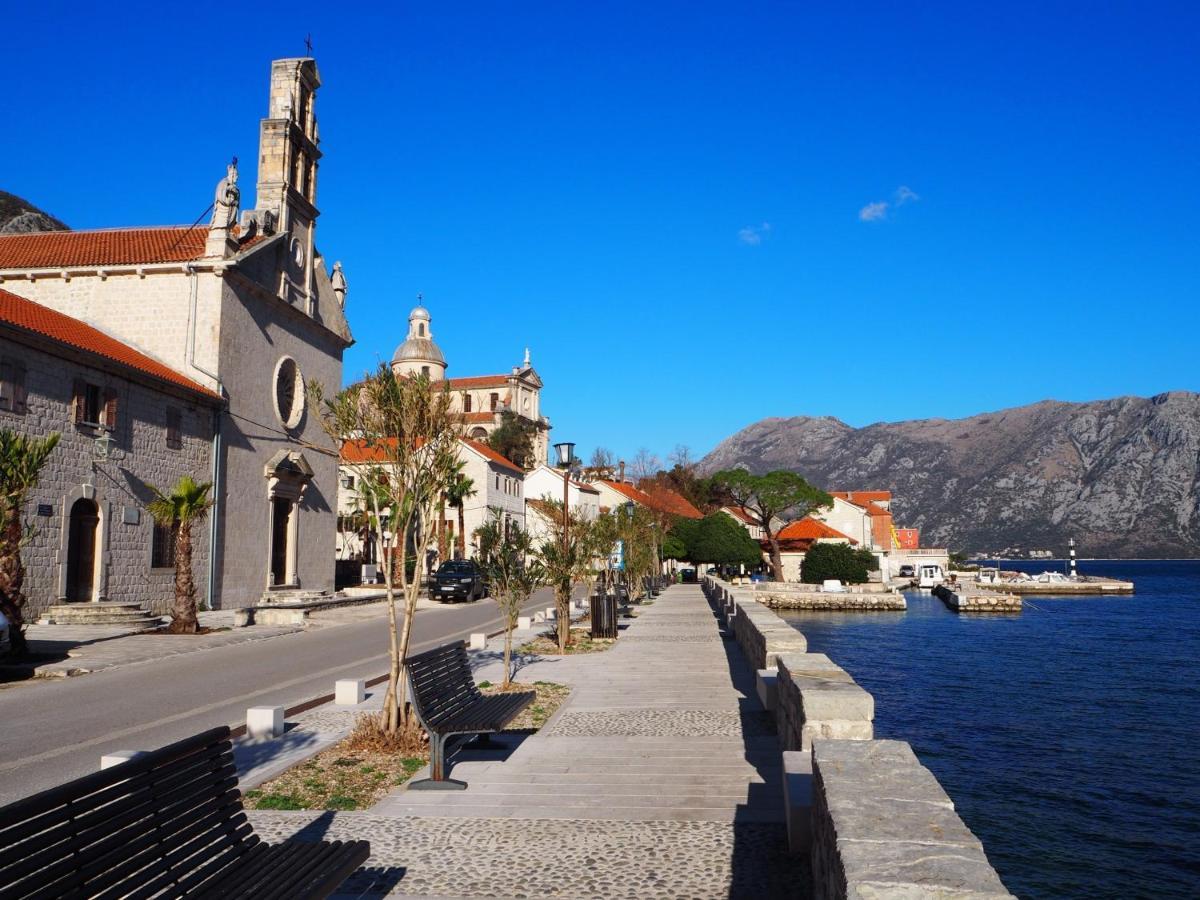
(248, 584), (809, 898)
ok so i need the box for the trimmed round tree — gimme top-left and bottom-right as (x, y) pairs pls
(800, 542), (879, 584)
(680, 512), (762, 571)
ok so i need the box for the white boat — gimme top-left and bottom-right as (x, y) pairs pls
(917, 564), (945, 588)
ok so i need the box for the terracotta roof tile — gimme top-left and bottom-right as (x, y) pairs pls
(597, 479), (656, 506)
(777, 517), (858, 544)
(461, 438), (523, 474)
(0, 226), (264, 269)
(0, 287), (220, 400)
(448, 375), (509, 390)
(640, 486), (703, 519)
(831, 490), (892, 505)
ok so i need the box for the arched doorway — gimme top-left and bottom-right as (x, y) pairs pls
(66, 497), (99, 602)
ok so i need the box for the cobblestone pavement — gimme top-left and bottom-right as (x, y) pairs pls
(252, 584), (810, 897)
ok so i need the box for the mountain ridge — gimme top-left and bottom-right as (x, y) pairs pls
(698, 392), (1200, 558)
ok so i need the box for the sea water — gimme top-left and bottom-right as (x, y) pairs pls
(776, 560), (1200, 898)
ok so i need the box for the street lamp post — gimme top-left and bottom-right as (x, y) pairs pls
(553, 442), (576, 635)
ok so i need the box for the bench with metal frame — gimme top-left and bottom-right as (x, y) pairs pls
(0, 726), (369, 899)
(405, 641), (534, 790)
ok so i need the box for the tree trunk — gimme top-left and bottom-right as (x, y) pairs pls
(0, 504), (28, 657)
(503, 620), (513, 689)
(556, 578), (570, 651)
(169, 521), (199, 634)
(437, 496), (448, 565)
(456, 504), (466, 559)
(766, 530), (784, 581)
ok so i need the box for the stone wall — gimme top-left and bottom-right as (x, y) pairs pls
(811, 740), (1015, 899)
(759, 591), (906, 611)
(702, 576), (1014, 897)
(2, 334), (215, 619)
(941, 588), (1022, 612)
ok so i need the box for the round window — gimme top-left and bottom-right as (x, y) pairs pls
(274, 357), (305, 429)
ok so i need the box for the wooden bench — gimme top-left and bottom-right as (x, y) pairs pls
(0, 726), (369, 899)
(406, 641), (534, 790)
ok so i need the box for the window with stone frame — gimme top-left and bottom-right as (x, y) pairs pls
(72, 380), (117, 429)
(0, 358), (28, 414)
(151, 519), (178, 569)
(165, 407), (182, 449)
(489, 392), (499, 411)
(464, 394), (472, 412)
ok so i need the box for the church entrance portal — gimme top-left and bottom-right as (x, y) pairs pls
(270, 498), (293, 586)
(66, 497), (99, 602)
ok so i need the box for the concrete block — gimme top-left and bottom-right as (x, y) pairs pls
(534, 611), (546, 623)
(334, 679), (365, 706)
(101, 750), (147, 770)
(247, 706), (285, 740)
(756, 668), (779, 712)
(469, 632), (487, 651)
(232, 608), (253, 627)
(782, 750), (813, 853)
(517, 615), (532, 630)
(545, 606), (557, 620)
(253, 608), (307, 626)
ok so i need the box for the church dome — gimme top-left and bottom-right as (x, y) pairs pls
(391, 304), (448, 379)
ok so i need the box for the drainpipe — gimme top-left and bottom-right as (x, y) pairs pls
(205, 408), (222, 611)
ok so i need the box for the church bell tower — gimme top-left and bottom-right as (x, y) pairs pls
(250, 57), (322, 310)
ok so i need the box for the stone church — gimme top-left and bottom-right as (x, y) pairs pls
(389, 304), (550, 465)
(0, 57), (352, 616)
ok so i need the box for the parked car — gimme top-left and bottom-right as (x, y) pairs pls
(0, 609), (10, 657)
(680, 567), (698, 583)
(898, 565), (915, 579)
(749, 573), (768, 583)
(432, 559), (488, 602)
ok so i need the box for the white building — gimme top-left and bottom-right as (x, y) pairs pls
(523, 465), (600, 548)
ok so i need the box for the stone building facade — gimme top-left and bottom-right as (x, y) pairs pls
(389, 305), (551, 467)
(0, 57), (353, 610)
(0, 288), (219, 620)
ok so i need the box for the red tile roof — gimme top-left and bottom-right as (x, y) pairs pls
(0, 226), (263, 269)
(722, 505), (758, 526)
(597, 479), (657, 507)
(0, 287), (221, 400)
(640, 486), (703, 520)
(860, 501), (891, 517)
(831, 490), (892, 505)
(461, 438), (523, 474)
(448, 375), (509, 390)
(777, 517), (858, 544)
(340, 438), (392, 464)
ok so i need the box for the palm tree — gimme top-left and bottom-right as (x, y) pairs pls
(147, 475), (213, 635)
(0, 429), (60, 657)
(446, 471), (476, 559)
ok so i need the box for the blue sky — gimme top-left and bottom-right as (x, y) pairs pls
(5, 2), (1198, 465)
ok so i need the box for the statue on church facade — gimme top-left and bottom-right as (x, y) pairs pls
(211, 159), (240, 231)
(331, 261), (348, 307)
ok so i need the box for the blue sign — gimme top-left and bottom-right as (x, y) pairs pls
(610, 539), (625, 571)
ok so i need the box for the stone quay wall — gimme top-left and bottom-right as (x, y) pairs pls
(702, 575), (1014, 898)
(758, 591), (906, 611)
(935, 585), (1022, 613)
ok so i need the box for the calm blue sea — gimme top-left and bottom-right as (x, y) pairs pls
(776, 560), (1200, 899)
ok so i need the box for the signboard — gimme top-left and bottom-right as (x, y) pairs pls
(36, 504), (53, 517)
(610, 539), (625, 571)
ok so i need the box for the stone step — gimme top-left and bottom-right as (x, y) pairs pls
(37, 602), (161, 627)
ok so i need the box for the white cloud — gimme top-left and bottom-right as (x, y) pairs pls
(738, 222), (771, 245)
(859, 186), (919, 223)
(858, 201), (889, 222)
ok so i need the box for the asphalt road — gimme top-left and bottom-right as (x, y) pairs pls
(0, 586), (569, 805)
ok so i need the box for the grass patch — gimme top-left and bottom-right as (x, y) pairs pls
(479, 680), (570, 730)
(516, 629), (615, 656)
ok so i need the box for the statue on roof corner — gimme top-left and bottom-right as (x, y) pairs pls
(331, 261), (348, 308)
(211, 158), (240, 231)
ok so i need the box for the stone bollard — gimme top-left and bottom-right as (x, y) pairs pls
(101, 750), (147, 770)
(469, 632), (487, 651)
(534, 611), (546, 623)
(545, 606), (557, 620)
(517, 615), (532, 630)
(334, 679), (365, 706)
(247, 706), (285, 740)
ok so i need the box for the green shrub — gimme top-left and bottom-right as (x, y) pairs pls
(800, 543), (879, 584)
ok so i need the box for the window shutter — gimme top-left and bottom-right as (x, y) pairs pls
(0, 361), (12, 411)
(72, 379), (86, 424)
(102, 388), (118, 431)
(166, 407), (182, 449)
(12, 362), (26, 413)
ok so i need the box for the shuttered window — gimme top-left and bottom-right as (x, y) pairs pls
(166, 407), (182, 449)
(71, 380), (117, 429)
(0, 359), (26, 414)
(151, 520), (178, 568)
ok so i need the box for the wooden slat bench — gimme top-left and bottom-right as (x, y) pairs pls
(406, 641), (534, 790)
(0, 726), (369, 899)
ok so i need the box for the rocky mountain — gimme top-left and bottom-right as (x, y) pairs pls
(0, 191), (67, 233)
(698, 392), (1200, 558)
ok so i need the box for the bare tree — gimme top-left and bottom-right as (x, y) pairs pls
(668, 444), (694, 472)
(589, 446), (615, 471)
(630, 447), (662, 483)
(311, 365), (462, 736)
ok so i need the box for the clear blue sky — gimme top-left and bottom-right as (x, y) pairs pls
(5, 2), (1198, 465)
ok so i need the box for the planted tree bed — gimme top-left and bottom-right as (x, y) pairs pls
(243, 681), (570, 811)
(517, 628), (615, 655)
